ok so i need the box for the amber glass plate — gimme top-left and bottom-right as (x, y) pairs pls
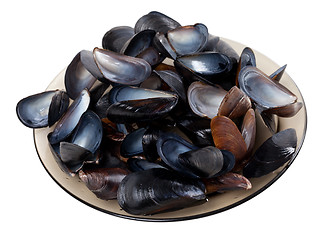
(33, 38), (307, 221)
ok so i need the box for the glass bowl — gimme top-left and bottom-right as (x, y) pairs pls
(33, 37), (307, 221)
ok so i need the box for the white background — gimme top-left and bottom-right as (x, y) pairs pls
(1, 0), (326, 239)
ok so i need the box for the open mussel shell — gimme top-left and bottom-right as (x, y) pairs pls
(243, 128), (297, 178)
(79, 167), (130, 200)
(166, 23), (208, 56)
(108, 85), (177, 104)
(263, 101), (303, 118)
(175, 52), (235, 89)
(17, 90), (69, 128)
(211, 115), (247, 164)
(213, 39), (239, 63)
(188, 81), (227, 119)
(134, 11), (181, 34)
(60, 142), (93, 169)
(70, 110), (103, 153)
(238, 66), (297, 110)
(120, 29), (156, 57)
(65, 50), (100, 99)
(93, 47), (151, 85)
(102, 26), (135, 53)
(48, 89), (90, 144)
(106, 96), (178, 123)
(117, 168), (206, 215)
(152, 32), (178, 60)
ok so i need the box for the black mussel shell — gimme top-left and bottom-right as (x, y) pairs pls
(120, 127), (147, 158)
(142, 127), (161, 162)
(243, 128), (297, 178)
(106, 96), (178, 123)
(152, 32), (177, 59)
(134, 11), (181, 34)
(65, 50), (99, 99)
(136, 46), (163, 67)
(203, 33), (220, 51)
(156, 132), (199, 178)
(120, 29), (156, 57)
(175, 52), (235, 89)
(127, 158), (166, 172)
(48, 89), (90, 144)
(79, 167), (130, 200)
(102, 26), (135, 53)
(154, 70), (187, 102)
(117, 168), (206, 215)
(177, 146), (224, 178)
(140, 71), (163, 90)
(176, 118), (213, 147)
(60, 142), (94, 169)
(17, 90), (69, 128)
(214, 39), (239, 63)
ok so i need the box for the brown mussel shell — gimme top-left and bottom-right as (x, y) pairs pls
(79, 167), (130, 200)
(211, 115), (247, 164)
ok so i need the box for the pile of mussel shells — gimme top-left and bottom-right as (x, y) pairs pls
(16, 11), (302, 216)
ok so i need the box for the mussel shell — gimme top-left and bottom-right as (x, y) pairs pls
(59, 142), (94, 168)
(156, 132), (199, 177)
(203, 172), (251, 194)
(48, 89), (90, 144)
(127, 158), (166, 172)
(120, 29), (156, 57)
(175, 52), (235, 89)
(238, 66), (297, 109)
(211, 115), (247, 164)
(142, 127), (161, 162)
(120, 127), (147, 158)
(102, 26), (135, 53)
(152, 32), (177, 59)
(213, 39), (239, 63)
(176, 118), (213, 147)
(106, 96), (178, 123)
(166, 23), (208, 56)
(269, 64), (287, 82)
(79, 167), (130, 200)
(70, 110), (103, 154)
(139, 72), (163, 90)
(177, 146), (224, 178)
(134, 11), (181, 34)
(93, 47), (151, 85)
(243, 128), (297, 178)
(203, 33), (220, 51)
(108, 85), (178, 104)
(187, 81), (227, 119)
(263, 101), (303, 118)
(154, 70), (187, 102)
(136, 46), (162, 66)
(64, 50), (98, 99)
(241, 108), (256, 156)
(217, 86), (251, 119)
(117, 168), (206, 215)
(17, 90), (69, 128)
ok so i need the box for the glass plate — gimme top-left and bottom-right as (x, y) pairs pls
(33, 37), (307, 221)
